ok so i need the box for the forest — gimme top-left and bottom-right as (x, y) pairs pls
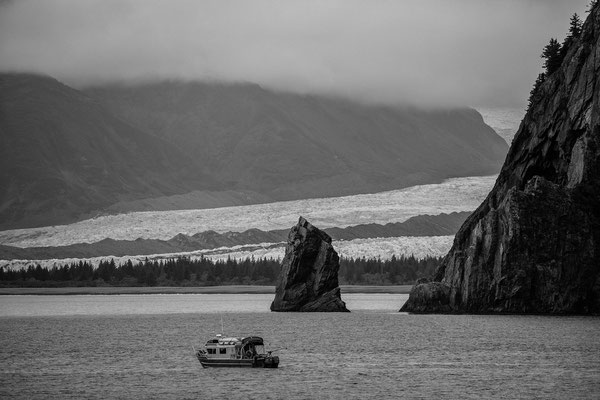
(0, 255), (441, 288)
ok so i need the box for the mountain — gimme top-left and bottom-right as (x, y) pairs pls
(0, 73), (220, 229)
(401, 4), (600, 314)
(85, 82), (508, 201)
(1, 73), (507, 230)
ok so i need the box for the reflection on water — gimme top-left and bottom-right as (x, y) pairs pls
(1, 294), (599, 399)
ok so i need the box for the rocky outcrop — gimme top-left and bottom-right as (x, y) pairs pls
(401, 4), (600, 314)
(401, 281), (452, 313)
(270, 217), (349, 312)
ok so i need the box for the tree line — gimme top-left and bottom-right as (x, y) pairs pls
(0, 254), (442, 287)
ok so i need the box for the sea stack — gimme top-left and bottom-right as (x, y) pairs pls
(270, 217), (349, 312)
(402, 4), (600, 314)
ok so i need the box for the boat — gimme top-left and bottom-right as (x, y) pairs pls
(195, 334), (280, 368)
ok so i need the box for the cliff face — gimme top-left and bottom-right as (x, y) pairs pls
(402, 4), (600, 314)
(271, 217), (349, 312)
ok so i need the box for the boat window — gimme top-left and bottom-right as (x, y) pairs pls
(219, 348), (227, 354)
(207, 348), (216, 354)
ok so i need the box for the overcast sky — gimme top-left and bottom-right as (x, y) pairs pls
(0, 0), (592, 108)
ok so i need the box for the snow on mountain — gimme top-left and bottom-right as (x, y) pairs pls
(0, 235), (454, 270)
(477, 107), (524, 144)
(335, 236), (454, 260)
(194, 235), (454, 262)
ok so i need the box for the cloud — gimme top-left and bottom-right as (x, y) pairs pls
(0, 0), (591, 107)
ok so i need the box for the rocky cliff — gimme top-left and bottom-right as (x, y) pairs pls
(401, 4), (600, 314)
(271, 217), (349, 312)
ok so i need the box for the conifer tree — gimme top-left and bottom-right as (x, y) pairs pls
(560, 14), (583, 60)
(541, 38), (562, 75)
(568, 13), (582, 38)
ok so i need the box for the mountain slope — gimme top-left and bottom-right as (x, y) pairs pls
(0, 73), (218, 229)
(85, 82), (508, 200)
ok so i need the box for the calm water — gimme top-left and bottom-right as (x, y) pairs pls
(1, 294), (599, 399)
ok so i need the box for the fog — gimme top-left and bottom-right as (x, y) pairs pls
(0, 0), (592, 107)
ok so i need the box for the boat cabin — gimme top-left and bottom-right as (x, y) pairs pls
(204, 335), (265, 360)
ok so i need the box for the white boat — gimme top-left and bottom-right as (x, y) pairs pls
(195, 334), (279, 368)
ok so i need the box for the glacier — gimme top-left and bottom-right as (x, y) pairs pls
(0, 235), (454, 270)
(0, 175), (495, 248)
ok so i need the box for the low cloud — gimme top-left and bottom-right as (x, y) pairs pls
(0, 0), (591, 107)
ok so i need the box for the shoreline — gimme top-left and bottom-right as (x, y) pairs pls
(0, 285), (412, 296)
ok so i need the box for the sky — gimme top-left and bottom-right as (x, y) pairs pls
(0, 0), (592, 108)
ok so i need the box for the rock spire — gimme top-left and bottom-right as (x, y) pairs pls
(271, 217), (349, 312)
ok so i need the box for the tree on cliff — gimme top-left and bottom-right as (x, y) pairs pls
(527, 73), (546, 111)
(561, 13), (583, 58)
(569, 13), (583, 37)
(541, 38), (563, 75)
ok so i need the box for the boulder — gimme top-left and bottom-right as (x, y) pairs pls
(270, 217), (349, 312)
(402, 4), (600, 314)
(400, 282), (452, 313)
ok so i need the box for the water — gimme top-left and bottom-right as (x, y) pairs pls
(1, 294), (599, 399)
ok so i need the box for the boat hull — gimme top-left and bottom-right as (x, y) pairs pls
(199, 358), (255, 368)
(197, 353), (279, 368)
